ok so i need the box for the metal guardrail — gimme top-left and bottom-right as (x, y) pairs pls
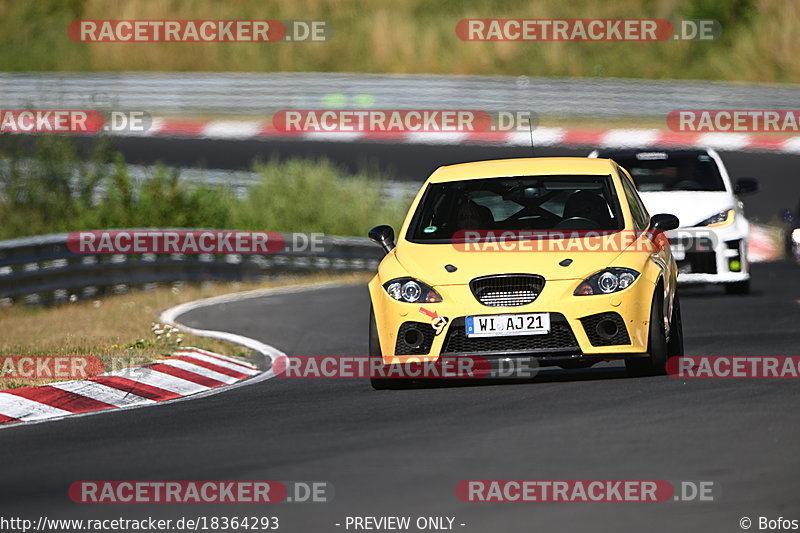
(2, 72), (799, 118)
(0, 230), (383, 305)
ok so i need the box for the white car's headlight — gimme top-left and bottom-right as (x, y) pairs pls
(575, 268), (639, 296)
(384, 278), (442, 303)
(697, 208), (735, 228)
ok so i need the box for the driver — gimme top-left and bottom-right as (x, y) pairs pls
(454, 199), (493, 230)
(562, 191), (612, 228)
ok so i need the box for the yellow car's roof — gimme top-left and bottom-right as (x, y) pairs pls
(428, 157), (617, 183)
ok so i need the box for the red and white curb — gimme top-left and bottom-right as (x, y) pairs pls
(126, 119), (800, 154)
(0, 283), (337, 430)
(749, 224), (781, 263)
(0, 348), (260, 427)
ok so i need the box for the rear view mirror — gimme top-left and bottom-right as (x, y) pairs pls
(650, 213), (680, 232)
(369, 225), (396, 254)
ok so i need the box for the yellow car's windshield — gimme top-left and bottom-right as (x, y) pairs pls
(407, 174), (624, 243)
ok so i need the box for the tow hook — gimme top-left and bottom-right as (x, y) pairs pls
(431, 316), (449, 336)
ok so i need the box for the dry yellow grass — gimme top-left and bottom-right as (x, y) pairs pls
(0, 272), (370, 389)
(1, 0), (798, 83)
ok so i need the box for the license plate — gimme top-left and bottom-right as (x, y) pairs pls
(466, 313), (550, 338)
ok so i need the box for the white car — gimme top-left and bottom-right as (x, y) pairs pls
(589, 148), (758, 294)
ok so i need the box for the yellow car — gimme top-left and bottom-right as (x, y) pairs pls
(367, 157), (683, 389)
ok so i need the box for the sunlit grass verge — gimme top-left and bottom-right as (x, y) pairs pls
(0, 272), (371, 389)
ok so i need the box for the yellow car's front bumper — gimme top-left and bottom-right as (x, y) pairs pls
(369, 277), (655, 365)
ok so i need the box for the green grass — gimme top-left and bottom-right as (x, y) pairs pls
(0, 135), (409, 239)
(0, 0), (797, 83)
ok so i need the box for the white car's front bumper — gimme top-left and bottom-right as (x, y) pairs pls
(667, 225), (749, 285)
(677, 272), (749, 284)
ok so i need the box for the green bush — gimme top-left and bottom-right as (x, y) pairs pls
(0, 135), (408, 240)
(237, 159), (406, 234)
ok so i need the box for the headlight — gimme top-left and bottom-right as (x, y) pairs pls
(574, 268), (639, 296)
(697, 209), (735, 228)
(792, 228), (800, 245)
(383, 278), (442, 303)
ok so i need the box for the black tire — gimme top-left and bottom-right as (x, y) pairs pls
(369, 306), (404, 390)
(724, 279), (750, 295)
(626, 288), (669, 377)
(667, 293), (684, 358)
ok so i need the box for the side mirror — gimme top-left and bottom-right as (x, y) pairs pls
(650, 213), (680, 232)
(369, 225), (396, 254)
(734, 177), (759, 195)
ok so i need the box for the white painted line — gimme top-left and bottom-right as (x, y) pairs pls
(533, 127), (566, 146)
(698, 133), (750, 150)
(202, 121), (263, 139)
(503, 131), (531, 146)
(601, 129), (661, 148)
(68, 115), (800, 153)
(303, 131), (365, 142)
(50, 381), (154, 408)
(405, 132), (467, 144)
(118, 117), (164, 137)
(0, 393), (72, 421)
(781, 137), (800, 153)
(13, 116), (800, 153)
(173, 352), (260, 375)
(160, 359), (239, 384)
(159, 283), (350, 388)
(505, 128), (566, 147)
(0, 281), (349, 431)
(104, 367), (209, 395)
(154, 286), (351, 405)
(173, 348), (257, 369)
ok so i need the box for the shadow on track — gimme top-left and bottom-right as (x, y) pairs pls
(379, 363), (636, 390)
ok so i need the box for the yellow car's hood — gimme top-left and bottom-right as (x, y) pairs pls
(395, 233), (637, 286)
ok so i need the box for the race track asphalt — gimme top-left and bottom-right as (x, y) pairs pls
(1, 261), (798, 533)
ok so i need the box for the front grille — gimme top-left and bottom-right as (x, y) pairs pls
(394, 321), (436, 355)
(441, 314), (579, 355)
(470, 274), (545, 307)
(579, 312), (631, 347)
(678, 251), (717, 274)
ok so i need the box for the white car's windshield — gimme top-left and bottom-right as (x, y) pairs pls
(610, 152), (726, 192)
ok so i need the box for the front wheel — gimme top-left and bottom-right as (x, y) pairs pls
(626, 289), (669, 377)
(667, 294), (684, 358)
